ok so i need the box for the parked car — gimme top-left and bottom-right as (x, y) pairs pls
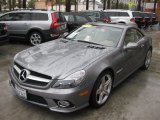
(9, 23), (152, 113)
(147, 12), (159, 26)
(131, 11), (145, 28)
(104, 9), (138, 27)
(64, 12), (95, 32)
(0, 10), (67, 46)
(80, 10), (111, 23)
(0, 23), (9, 45)
(140, 12), (152, 28)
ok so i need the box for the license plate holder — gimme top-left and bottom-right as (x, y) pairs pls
(15, 85), (27, 99)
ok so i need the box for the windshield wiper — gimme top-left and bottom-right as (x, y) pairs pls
(77, 40), (104, 46)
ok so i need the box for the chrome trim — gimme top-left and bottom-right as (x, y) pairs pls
(14, 65), (21, 74)
(27, 75), (50, 83)
(13, 64), (50, 83)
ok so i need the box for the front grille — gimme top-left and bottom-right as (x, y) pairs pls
(13, 62), (52, 87)
(27, 93), (48, 105)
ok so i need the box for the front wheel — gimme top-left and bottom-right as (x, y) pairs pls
(90, 71), (113, 108)
(29, 32), (43, 46)
(142, 49), (152, 70)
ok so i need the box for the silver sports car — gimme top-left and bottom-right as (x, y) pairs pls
(9, 23), (152, 113)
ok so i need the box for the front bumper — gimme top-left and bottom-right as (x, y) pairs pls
(8, 67), (90, 113)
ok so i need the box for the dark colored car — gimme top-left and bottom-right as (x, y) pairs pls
(148, 12), (159, 26)
(0, 23), (8, 45)
(80, 10), (111, 23)
(132, 11), (145, 28)
(64, 12), (94, 32)
(0, 10), (67, 46)
(140, 12), (152, 28)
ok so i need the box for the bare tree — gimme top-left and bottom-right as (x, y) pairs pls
(107, 0), (110, 9)
(137, 0), (142, 11)
(65, 0), (71, 12)
(103, 0), (107, 10)
(8, 0), (11, 10)
(153, 0), (157, 13)
(12, 0), (15, 10)
(23, 0), (27, 8)
(86, 0), (89, 10)
(93, 0), (95, 10)
(116, 0), (119, 9)
(18, 0), (21, 8)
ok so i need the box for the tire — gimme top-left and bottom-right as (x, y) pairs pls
(141, 49), (152, 70)
(28, 31), (43, 46)
(90, 71), (113, 108)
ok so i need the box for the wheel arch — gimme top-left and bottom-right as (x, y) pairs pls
(26, 28), (44, 39)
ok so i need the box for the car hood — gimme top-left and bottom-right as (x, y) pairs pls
(14, 39), (114, 79)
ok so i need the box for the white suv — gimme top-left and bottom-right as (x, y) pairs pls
(104, 9), (138, 27)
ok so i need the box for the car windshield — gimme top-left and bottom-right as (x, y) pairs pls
(66, 25), (123, 47)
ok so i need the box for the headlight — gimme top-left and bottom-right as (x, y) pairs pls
(52, 70), (85, 89)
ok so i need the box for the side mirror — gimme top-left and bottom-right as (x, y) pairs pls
(59, 32), (69, 38)
(124, 42), (138, 50)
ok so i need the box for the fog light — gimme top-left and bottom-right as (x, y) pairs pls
(57, 100), (70, 108)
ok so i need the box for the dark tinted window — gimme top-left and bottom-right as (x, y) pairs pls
(0, 13), (13, 21)
(13, 13), (30, 21)
(85, 12), (100, 18)
(31, 13), (48, 21)
(150, 13), (156, 18)
(132, 12), (141, 17)
(119, 12), (129, 16)
(0, 13), (30, 21)
(106, 12), (118, 16)
(140, 13), (149, 18)
(64, 14), (74, 22)
(55, 12), (66, 22)
(75, 15), (88, 22)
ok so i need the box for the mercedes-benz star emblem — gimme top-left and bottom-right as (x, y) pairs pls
(19, 69), (30, 82)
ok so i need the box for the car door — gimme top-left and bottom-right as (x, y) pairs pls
(134, 29), (147, 66)
(0, 13), (15, 35)
(8, 12), (31, 37)
(122, 28), (145, 75)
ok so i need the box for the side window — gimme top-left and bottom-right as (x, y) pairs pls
(107, 12), (117, 16)
(124, 29), (144, 45)
(75, 15), (88, 22)
(55, 12), (66, 22)
(124, 29), (137, 45)
(12, 13), (30, 21)
(64, 15), (74, 22)
(0, 13), (14, 21)
(119, 12), (129, 16)
(31, 13), (48, 21)
(135, 30), (144, 42)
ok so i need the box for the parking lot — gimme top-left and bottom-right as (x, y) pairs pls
(0, 29), (159, 120)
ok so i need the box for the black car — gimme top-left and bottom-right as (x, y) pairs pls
(148, 12), (159, 26)
(64, 12), (95, 32)
(80, 10), (111, 23)
(132, 11), (145, 28)
(140, 12), (152, 28)
(0, 23), (8, 45)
